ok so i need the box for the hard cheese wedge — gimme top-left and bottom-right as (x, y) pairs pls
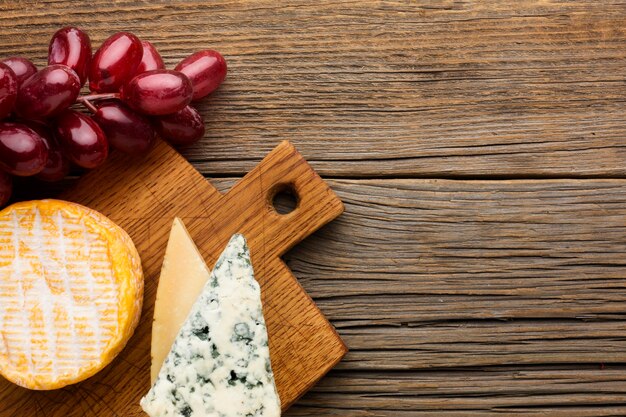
(0, 200), (143, 390)
(141, 232), (281, 417)
(151, 218), (213, 384)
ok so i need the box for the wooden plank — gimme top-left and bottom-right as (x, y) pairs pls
(288, 408), (626, 417)
(337, 323), (626, 371)
(2, 1), (626, 177)
(286, 368), (626, 416)
(338, 321), (626, 370)
(287, 179), (626, 320)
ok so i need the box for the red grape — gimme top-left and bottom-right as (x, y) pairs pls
(0, 170), (11, 206)
(93, 100), (155, 155)
(175, 50), (227, 100)
(48, 26), (92, 86)
(37, 144), (70, 181)
(1, 57), (36, 88)
(89, 32), (143, 93)
(136, 41), (164, 73)
(154, 105), (205, 146)
(121, 69), (192, 115)
(0, 63), (17, 120)
(0, 26), (229, 201)
(24, 122), (70, 182)
(0, 122), (48, 176)
(15, 65), (81, 120)
(54, 110), (108, 169)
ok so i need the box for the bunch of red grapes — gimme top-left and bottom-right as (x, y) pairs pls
(0, 27), (227, 206)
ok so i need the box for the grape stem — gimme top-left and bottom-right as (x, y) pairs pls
(80, 98), (98, 113)
(76, 93), (120, 113)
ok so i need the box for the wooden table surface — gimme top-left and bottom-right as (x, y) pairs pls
(3, 1), (626, 415)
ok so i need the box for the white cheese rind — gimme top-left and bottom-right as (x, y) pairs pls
(141, 234), (281, 417)
(0, 199), (143, 390)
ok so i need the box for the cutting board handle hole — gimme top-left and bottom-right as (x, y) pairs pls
(270, 184), (299, 215)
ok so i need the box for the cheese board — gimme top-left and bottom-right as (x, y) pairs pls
(0, 139), (346, 416)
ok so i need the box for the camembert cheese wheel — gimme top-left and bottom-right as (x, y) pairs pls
(0, 200), (143, 390)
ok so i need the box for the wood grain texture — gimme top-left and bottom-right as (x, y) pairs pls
(2, 0), (626, 177)
(3, 0), (626, 415)
(288, 367), (626, 416)
(0, 140), (346, 416)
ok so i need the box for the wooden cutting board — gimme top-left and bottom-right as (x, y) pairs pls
(0, 139), (346, 416)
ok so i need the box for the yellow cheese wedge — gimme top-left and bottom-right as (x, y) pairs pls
(0, 200), (143, 390)
(151, 218), (211, 383)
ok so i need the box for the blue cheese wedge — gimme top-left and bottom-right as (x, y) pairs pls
(140, 234), (281, 417)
